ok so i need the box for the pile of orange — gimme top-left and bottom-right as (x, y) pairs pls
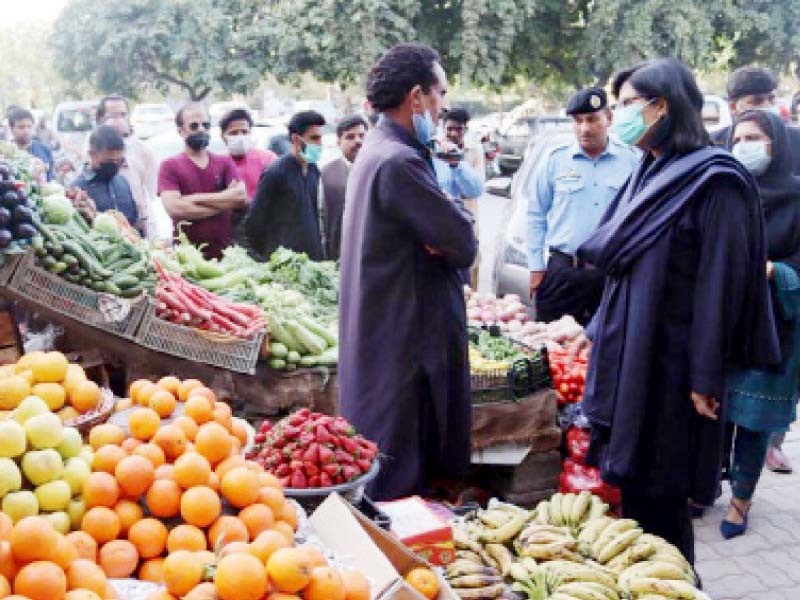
(0, 351), (101, 420)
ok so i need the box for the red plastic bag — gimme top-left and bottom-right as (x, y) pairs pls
(559, 458), (621, 507)
(566, 426), (590, 463)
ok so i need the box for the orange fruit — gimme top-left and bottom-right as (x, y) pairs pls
(13, 561), (66, 600)
(0, 574), (8, 599)
(259, 471), (281, 490)
(127, 379), (151, 404)
(211, 403), (232, 430)
(194, 550), (217, 568)
(258, 487), (286, 515)
(113, 500), (143, 536)
(83, 472), (120, 508)
(166, 524), (207, 553)
(172, 416), (199, 441)
(135, 382), (159, 408)
(81, 508), (120, 545)
(88, 424), (125, 451)
(31, 382), (66, 411)
(31, 351), (68, 384)
(65, 531), (97, 562)
(52, 536), (79, 570)
(244, 460), (262, 473)
(277, 502), (298, 530)
(188, 387), (216, 405)
(214, 553), (268, 600)
(149, 390), (177, 419)
(120, 437), (142, 453)
(184, 582), (219, 600)
(173, 453), (212, 490)
(248, 530), (290, 564)
(219, 541), (250, 558)
(115, 398), (133, 412)
(0, 541), (18, 582)
(304, 566), (344, 600)
(272, 522), (295, 544)
(238, 504), (275, 540)
(0, 513), (13, 541)
(178, 379), (204, 402)
(57, 406), (79, 422)
(266, 595), (302, 600)
(221, 467), (260, 509)
(208, 516), (249, 549)
(133, 442), (166, 468)
(92, 445), (128, 475)
(341, 570), (370, 600)
(70, 379), (101, 413)
(156, 376), (181, 397)
(9, 517), (58, 563)
(138, 558), (166, 584)
(128, 408), (161, 441)
(63, 364), (87, 393)
(180, 486), (221, 528)
(65, 593), (102, 600)
(215, 456), (246, 480)
(207, 471), (220, 492)
(184, 396), (213, 425)
(115, 454), (155, 498)
(404, 568), (440, 600)
(145, 479), (181, 518)
(230, 418), (249, 447)
(154, 464), (176, 481)
(296, 545), (327, 568)
(16, 370), (34, 386)
(152, 425), (188, 460)
(66, 559), (107, 596)
(163, 550), (204, 597)
(98, 540), (138, 578)
(195, 423), (232, 465)
(265, 548), (312, 593)
(0, 376), (30, 410)
(127, 518), (167, 559)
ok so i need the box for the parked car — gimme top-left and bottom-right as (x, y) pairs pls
(491, 130), (575, 308)
(702, 95), (732, 134)
(496, 115), (572, 174)
(53, 100), (97, 159)
(132, 103), (174, 140)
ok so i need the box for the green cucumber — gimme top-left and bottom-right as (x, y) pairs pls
(41, 255), (56, 269)
(61, 254), (78, 268)
(298, 355), (319, 367)
(48, 261), (68, 274)
(111, 273), (140, 289)
(286, 350), (301, 364)
(285, 320), (327, 356)
(268, 358), (286, 370)
(269, 342), (288, 358)
(297, 316), (337, 347)
(120, 285), (145, 298)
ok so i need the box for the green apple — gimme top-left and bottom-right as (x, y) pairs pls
(57, 427), (83, 459)
(21, 449), (64, 485)
(12, 396), (50, 424)
(24, 412), (63, 449)
(67, 497), (86, 530)
(35, 480), (71, 511)
(2, 490), (38, 522)
(43, 510), (71, 535)
(0, 420), (26, 458)
(63, 456), (90, 495)
(0, 457), (21, 497)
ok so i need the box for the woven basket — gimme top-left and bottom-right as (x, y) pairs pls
(64, 388), (116, 435)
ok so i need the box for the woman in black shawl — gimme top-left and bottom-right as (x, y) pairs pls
(720, 110), (800, 538)
(577, 59), (780, 563)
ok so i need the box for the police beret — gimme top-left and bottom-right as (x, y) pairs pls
(727, 66), (778, 101)
(565, 87), (607, 115)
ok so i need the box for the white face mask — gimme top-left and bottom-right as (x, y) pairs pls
(226, 134), (253, 157)
(733, 140), (771, 176)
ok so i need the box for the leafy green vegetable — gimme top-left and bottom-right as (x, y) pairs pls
(92, 212), (120, 237)
(42, 195), (74, 225)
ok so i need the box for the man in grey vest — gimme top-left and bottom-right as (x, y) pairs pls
(320, 116), (367, 260)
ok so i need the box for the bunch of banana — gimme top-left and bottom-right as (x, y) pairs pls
(476, 503), (533, 545)
(509, 558), (548, 600)
(470, 347), (511, 375)
(551, 580), (621, 600)
(535, 492), (608, 532)
(447, 531), (508, 600)
(514, 523), (582, 563)
(581, 518), (645, 565)
(540, 560), (619, 592)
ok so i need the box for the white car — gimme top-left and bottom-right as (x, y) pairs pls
(131, 103), (174, 140)
(53, 100), (97, 159)
(702, 95), (732, 134)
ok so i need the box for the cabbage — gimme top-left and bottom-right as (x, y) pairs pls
(39, 182), (65, 197)
(93, 212), (120, 238)
(42, 195), (73, 225)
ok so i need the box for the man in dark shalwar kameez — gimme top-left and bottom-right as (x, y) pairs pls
(338, 43), (477, 501)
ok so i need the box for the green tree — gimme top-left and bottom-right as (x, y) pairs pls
(50, 0), (272, 101)
(722, 0), (800, 75)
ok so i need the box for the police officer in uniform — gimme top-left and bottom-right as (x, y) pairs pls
(527, 87), (639, 324)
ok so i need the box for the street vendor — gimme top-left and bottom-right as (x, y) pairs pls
(527, 88), (638, 324)
(339, 43), (477, 501)
(9, 108), (55, 181)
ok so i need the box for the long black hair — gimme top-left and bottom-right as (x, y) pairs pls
(612, 58), (709, 155)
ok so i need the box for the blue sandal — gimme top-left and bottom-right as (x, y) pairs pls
(720, 500), (750, 539)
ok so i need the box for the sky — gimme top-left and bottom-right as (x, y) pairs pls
(1, 0), (67, 24)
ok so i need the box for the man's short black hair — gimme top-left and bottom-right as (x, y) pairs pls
(175, 102), (208, 128)
(336, 115), (368, 138)
(366, 43), (442, 112)
(445, 108), (470, 125)
(727, 66), (778, 101)
(288, 111), (326, 136)
(8, 108), (34, 128)
(89, 125), (125, 153)
(97, 95), (130, 120)
(220, 108), (253, 134)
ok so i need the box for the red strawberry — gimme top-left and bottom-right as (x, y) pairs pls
(318, 446), (334, 465)
(304, 463), (320, 478)
(322, 463), (341, 477)
(290, 469), (308, 488)
(303, 443), (320, 464)
(342, 465), (360, 481)
(355, 459), (372, 473)
(254, 433), (266, 444)
(275, 463), (290, 477)
(308, 475), (321, 488)
(278, 476), (291, 487)
(320, 472), (333, 487)
(259, 421), (272, 433)
(315, 425), (333, 445)
(335, 450), (355, 464)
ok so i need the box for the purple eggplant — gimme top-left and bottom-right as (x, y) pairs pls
(13, 223), (35, 239)
(12, 206), (34, 225)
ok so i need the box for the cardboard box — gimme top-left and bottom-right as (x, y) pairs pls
(309, 493), (458, 600)
(376, 497), (455, 566)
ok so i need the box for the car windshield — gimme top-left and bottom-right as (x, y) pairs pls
(57, 109), (95, 132)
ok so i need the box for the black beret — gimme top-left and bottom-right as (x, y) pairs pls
(727, 66), (778, 101)
(566, 87), (607, 115)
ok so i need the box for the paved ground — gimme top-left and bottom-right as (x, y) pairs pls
(694, 426), (800, 599)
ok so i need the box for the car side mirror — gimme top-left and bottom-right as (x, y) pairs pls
(485, 177), (512, 198)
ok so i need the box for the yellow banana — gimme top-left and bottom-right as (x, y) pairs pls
(448, 574), (503, 588)
(452, 583), (506, 600)
(455, 550), (486, 565)
(480, 509), (514, 529)
(509, 562), (530, 582)
(561, 493), (576, 525)
(535, 499), (551, 524)
(605, 540), (657, 573)
(597, 527), (643, 564)
(619, 561), (692, 591)
(543, 561), (618, 590)
(549, 493), (565, 526)
(592, 519), (637, 558)
(577, 516), (614, 555)
(556, 582), (613, 600)
(484, 544), (514, 577)
(627, 577), (697, 599)
(587, 495), (609, 521)
(447, 561), (499, 578)
(570, 490), (592, 525)
(478, 510), (528, 544)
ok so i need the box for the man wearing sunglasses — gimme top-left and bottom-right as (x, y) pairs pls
(158, 103), (246, 259)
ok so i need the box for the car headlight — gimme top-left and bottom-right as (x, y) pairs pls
(503, 245), (528, 268)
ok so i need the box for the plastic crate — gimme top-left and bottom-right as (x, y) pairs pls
(0, 251), (24, 286)
(8, 252), (147, 339)
(135, 301), (265, 374)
